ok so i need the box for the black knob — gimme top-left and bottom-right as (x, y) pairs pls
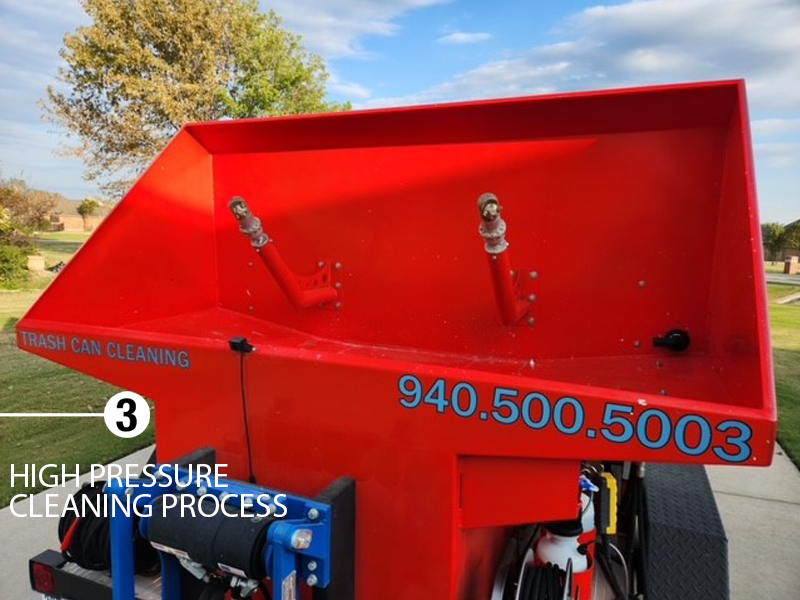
(653, 329), (691, 352)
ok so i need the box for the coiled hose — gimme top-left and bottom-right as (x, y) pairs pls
(57, 482), (159, 575)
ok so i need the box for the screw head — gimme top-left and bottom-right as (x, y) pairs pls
(318, 261), (325, 268)
(334, 262), (342, 270)
(307, 507), (320, 521)
(307, 574), (319, 587)
(126, 488), (134, 496)
(634, 340), (642, 348)
(290, 529), (313, 550)
(197, 486), (208, 496)
(638, 280), (647, 288)
(529, 271), (538, 279)
(527, 316), (535, 326)
(335, 301), (342, 310)
(308, 560), (317, 572)
(528, 294), (537, 302)
(334, 282), (342, 289)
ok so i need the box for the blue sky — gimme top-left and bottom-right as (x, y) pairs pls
(0, 0), (798, 222)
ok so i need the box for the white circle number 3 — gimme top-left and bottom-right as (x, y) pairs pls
(104, 391), (150, 438)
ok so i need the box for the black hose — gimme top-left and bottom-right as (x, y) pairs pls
(57, 482), (159, 575)
(596, 535), (628, 600)
(518, 563), (564, 600)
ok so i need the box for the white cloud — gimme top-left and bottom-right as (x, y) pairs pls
(751, 118), (800, 137)
(262, 0), (449, 58)
(364, 0), (800, 112)
(327, 71), (371, 100)
(754, 143), (800, 168)
(437, 31), (492, 45)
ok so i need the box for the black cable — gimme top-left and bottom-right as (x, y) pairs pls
(57, 482), (159, 575)
(596, 538), (627, 600)
(238, 351), (257, 484)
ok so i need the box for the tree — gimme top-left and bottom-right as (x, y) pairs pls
(0, 179), (58, 233)
(785, 220), (800, 251)
(43, 0), (347, 198)
(77, 197), (101, 218)
(0, 179), (55, 288)
(77, 196), (103, 230)
(761, 222), (786, 263)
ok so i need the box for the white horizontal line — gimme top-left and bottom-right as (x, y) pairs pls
(0, 413), (104, 417)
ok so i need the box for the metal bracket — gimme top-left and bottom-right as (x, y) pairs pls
(229, 196), (340, 310)
(105, 464), (355, 600)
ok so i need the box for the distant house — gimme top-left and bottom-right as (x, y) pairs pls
(49, 197), (110, 232)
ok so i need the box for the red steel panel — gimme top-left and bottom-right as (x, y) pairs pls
(16, 80), (776, 599)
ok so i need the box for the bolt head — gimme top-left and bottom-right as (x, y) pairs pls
(290, 529), (313, 550)
(529, 271), (538, 279)
(528, 294), (537, 302)
(334, 282), (342, 289)
(307, 574), (319, 587)
(197, 486), (208, 496)
(125, 488), (134, 496)
(334, 262), (342, 270)
(527, 316), (535, 326)
(639, 280), (647, 288)
(307, 560), (318, 571)
(318, 261), (325, 268)
(335, 301), (342, 310)
(307, 507), (320, 520)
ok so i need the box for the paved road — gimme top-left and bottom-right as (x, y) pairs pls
(767, 274), (800, 286)
(1, 445), (799, 599)
(707, 445), (800, 598)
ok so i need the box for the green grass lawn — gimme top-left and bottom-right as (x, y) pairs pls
(765, 261), (786, 274)
(0, 231), (154, 507)
(765, 261), (782, 273)
(33, 230), (92, 268)
(0, 334), (155, 506)
(767, 283), (800, 465)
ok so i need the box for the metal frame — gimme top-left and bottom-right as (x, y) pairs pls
(105, 466), (354, 600)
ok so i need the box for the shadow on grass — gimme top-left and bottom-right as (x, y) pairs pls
(2, 317), (19, 332)
(36, 239), (83, 255)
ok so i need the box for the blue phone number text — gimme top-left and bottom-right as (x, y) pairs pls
(398, 375), (752, 463)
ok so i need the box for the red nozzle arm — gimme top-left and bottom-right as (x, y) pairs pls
(229, 196), (338, 309)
